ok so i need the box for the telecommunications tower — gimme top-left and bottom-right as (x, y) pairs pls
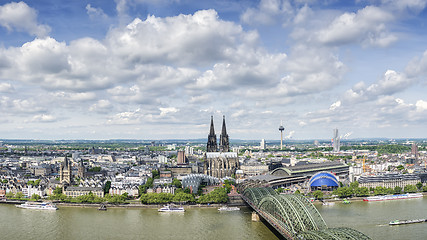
(279, 121), (285, 150)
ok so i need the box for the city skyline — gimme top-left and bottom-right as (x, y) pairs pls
(1, 1), (427, 140)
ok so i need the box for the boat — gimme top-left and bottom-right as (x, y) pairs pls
(98, 204), (107, 211)
(158, 205), (185, 212)
(363, 193), (423, 202)
(389, 219), (426, 225)
(16, 202), (58, 210)
(218, 206), (240, 211)
(322, 202), (335, 206)
(342, 199), (351, 204)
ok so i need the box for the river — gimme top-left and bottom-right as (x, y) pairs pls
(1, 197), (426, 240)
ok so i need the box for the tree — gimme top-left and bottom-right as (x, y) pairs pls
(350, 181), (359, 189)
(15, 192), (24, 199)
(276, 188), (284, 193)
(152, 170), (160, 179)
(404, 185), (417, 193)
(104, 181), (111, 194)
(394, 186), (402, 194)
(312, 190), (324, 200)
(423, 186), (427, 192)
(354, 187), (369, 197)
(53, 187), (62, 195)
(172, 178), (182, 188)
(31, 194), (41, 201)
(416, 182), (423, 190)
(5, 192), (14, 199)
(396, 165), (404, 171)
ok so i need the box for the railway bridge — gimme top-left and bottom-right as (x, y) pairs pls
(241, 187), (371, 240)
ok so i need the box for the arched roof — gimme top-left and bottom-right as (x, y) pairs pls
(309, 172), (339, 187)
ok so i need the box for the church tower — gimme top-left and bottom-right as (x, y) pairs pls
(219, 115), (229, 152)
(77, 159), (85, 179)
(60, 155), (72, 185)
(206, 116), (217, 152)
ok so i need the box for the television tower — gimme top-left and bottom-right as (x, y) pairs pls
(279, 121), (285, 150)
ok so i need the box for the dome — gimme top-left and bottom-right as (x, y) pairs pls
(309, 172), (339, 188)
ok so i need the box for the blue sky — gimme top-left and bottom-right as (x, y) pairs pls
(1, 0), (427, 140)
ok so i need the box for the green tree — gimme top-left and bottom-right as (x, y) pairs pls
(152, 170), (160, 179)
(394, 186), (402, 194)
(53, 187), (62, 195)
(333, 187), (353, 198)
(104, 181), (111, 194)
(404, 185), (417, 193)
(396, 165), (404, 171)
(350, 181), (359, 189)
(172, 192), (195, 203)
(172, 178), (182, 188)
(354, 187), (369, 197)
(15, 192), (24, 199)
(422, 186), (427, 192)
(276, 188), (284, 193)
(31, 194), (41, 201)
(312, 190), (324, 200)
(5, 192), (14, 199)
(416, 182), (423, 190)
(197, 188), (228, 204)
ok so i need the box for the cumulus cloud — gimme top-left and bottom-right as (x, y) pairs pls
(89, 100), (113, 113)
(241, 0), (294, 26)
(0, 82), (14, 92)
(31, 114), (56, 122)
(344, 70), (412, 103)
(86, 4), (108, 20)
(316, 6), (396, 47)
(0, 1), (50, 37)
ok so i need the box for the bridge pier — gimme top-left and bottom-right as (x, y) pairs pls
(251, 211), (260, 222)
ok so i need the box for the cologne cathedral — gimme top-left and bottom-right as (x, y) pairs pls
(204, 116), (239, 178)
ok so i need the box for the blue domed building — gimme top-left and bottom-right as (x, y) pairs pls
(309, 172), (339, 191)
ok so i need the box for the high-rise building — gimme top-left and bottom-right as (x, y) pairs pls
(206, 116), (217, 152)
(412, 143), (418, 159)
(333, 128), (340, 152)
(177, 151), (188, 165)
(219, 115), (230, 152)
(260, 139), (266, 150)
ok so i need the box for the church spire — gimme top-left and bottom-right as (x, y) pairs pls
(206, 116), (217, 152)
(219, 115), (229, 152)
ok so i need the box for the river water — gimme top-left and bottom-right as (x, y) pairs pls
(1, 198), (426, 240)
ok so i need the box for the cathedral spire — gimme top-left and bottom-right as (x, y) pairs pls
(219, 115), (229, 152)
(206, 116), (217, 152)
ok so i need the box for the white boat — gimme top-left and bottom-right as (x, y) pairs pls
(218, 206), (240, 211)
(322, 202), (335, 206)
(158, 205), (185, 212)
(363, 193), (423, 202)
(16, 202), (58, 210)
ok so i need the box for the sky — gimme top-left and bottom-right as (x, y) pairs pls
(1, 0), (427, 140)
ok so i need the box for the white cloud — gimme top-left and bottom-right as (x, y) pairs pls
(31, 114), (56, 122)
(89, 100), (113, 113)
(0, 82), (14, 92)
(0, 1), (50, 37)
(416, 100), (427, 112)
(329, 101), (341, 110)
(159, 107), (178, 116)
(86, 4), (108, 20)
(241, 0), (294, 26)
(316, 6), (396, 47)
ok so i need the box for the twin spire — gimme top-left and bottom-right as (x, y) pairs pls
(207, 115), (229, 152)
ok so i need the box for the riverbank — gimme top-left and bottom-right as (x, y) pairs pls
(313, 191), (427, 204)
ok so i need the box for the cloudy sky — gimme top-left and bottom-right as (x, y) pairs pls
(1, 0), (427, 140)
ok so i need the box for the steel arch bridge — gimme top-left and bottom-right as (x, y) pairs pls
(241, 187), (371, 240)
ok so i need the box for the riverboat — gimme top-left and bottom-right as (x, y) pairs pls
(158, 205), (185, 212)
(322, 202), (335, 206)
(98, 204), (107, 211)
(16, 202), (58, 210)
(363, 193), (423, 202)
(389, 219), (426, 225)
(218, 206), (240, 211)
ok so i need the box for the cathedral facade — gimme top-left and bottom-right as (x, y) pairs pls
(204, 116), (239, 178)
